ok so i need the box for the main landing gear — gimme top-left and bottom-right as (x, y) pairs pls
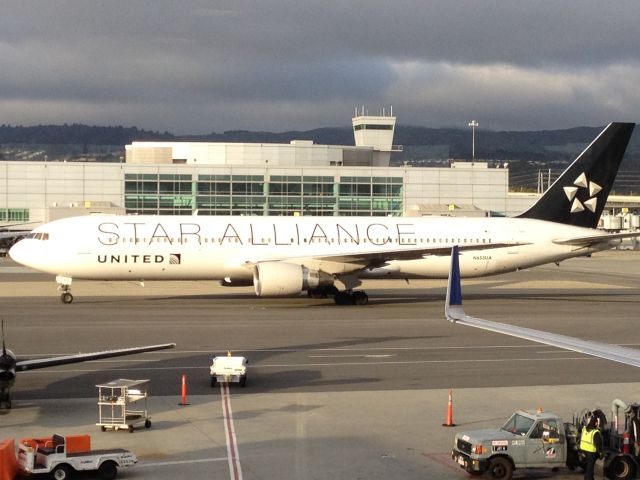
(307, 286), (369, 305)
(334, 290), (369, 306)
(0, 388), (11, 409)
(56, 275), (73, 304)
(308, 274), (368, 306)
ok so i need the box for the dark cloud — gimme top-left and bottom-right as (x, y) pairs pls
(1, 1), (639, 133)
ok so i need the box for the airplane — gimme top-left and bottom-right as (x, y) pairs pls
(0, 319), (175, 409)
(445, 245), (640, 367)
(0, 222), (35, 255)
(7, 122), (639, 306)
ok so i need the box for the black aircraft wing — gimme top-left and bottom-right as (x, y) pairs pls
(15, 343), (175, 372)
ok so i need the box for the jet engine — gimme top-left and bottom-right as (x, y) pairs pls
(253, 262), (333, 297)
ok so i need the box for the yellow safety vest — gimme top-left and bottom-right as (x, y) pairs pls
(580, 427), (598, 453)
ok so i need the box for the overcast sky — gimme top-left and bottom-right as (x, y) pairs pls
(1, 1), (639, 133)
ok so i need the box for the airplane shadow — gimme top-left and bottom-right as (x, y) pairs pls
(11, 334), (439, 424)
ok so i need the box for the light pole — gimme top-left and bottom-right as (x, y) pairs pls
(468, 120), (478, 164)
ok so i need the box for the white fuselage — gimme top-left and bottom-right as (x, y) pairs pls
(9, 215), (614, 282)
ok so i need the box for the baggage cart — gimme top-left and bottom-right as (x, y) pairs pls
(96, 379), (151, 433)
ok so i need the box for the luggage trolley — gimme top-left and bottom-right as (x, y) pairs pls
(96, 378), (152, 433)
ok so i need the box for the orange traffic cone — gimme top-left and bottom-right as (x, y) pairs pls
(442, 389), (456, 427)
(178, 373), (189, 406)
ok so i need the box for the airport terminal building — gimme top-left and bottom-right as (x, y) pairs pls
(0, 112), (546, 226)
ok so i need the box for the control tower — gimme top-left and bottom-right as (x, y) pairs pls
(352, 106), (401, 166)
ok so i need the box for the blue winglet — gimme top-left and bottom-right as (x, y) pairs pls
(447, 245), (462, 307)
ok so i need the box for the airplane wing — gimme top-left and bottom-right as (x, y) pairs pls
(0, 222), (35, 241)
(250, 241), (531, 275)
(313, 241), (528, 265)
(553, 231), (640, 247)
(445, 245), (640, 368)
(15, 343), (175, 372)
(0, 230), (30, 241)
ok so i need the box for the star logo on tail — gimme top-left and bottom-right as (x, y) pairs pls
(563, 172), (602, 213)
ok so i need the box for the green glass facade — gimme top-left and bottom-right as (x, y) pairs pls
(0, 208), (29, 222)
(124, 174), (403, 216)
(124, 173), (194, 215)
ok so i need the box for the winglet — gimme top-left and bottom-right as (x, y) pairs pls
(445, 246), (465, 323)
(442, 245), (640, 368)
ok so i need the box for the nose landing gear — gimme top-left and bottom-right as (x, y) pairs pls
(60, 290), (73, 304)
(56, 275), (74, 304)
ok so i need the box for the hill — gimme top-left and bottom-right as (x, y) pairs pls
(1, 122), (638, 168)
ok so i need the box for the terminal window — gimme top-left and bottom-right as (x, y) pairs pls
(0, 208), (29, 222)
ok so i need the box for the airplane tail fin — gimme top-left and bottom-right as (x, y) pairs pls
(517, 122), (635, 228)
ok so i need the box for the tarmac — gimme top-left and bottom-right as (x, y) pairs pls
(1, 250), (640, 479)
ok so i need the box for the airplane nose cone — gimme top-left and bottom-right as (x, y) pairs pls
(8, 240), (27, 266)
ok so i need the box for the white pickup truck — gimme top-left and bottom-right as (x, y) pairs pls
(17, 433), (137, 480)
(210, 355), (248, 387)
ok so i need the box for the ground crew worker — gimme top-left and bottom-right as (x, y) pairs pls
(580, 414), (603, 480)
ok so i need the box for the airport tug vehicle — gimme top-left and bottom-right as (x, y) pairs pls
(452, 401), (640, 480)
(210, 353), (248, 387)
(17, 434), (137, 480)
